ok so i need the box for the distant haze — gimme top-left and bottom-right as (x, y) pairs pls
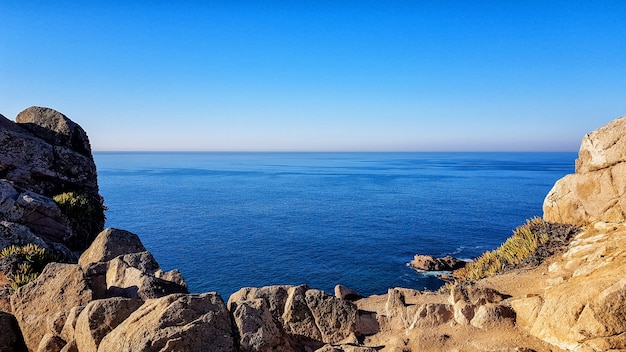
(1, 1), (624, 152)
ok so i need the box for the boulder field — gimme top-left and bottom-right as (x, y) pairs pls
(1, 107), (625, 351)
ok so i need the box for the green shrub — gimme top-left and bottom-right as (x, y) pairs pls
(0, 243), (55, 291)
(53, 192), (107, 249)
(450, 217), (549, 285)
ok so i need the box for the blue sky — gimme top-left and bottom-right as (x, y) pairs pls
(1, 1), (625, 151)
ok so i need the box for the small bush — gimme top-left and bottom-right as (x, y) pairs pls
(53, 192), (107, 249)
(0, 243), (55, 291)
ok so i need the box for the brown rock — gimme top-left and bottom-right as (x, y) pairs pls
(575, 115), (626, 173)
(229, 285), (361, 350)
(470, 303), (516, 329)
(230, 298), (284, 352)
(104, 253), (188, 299)
(97, 293), (234, 352)
(334, 284), (363, 301)
(409, 255), (466, 271)
(74, 297), (144, 352)
(544, 115), (626, 225)
(78, 228), (147, 268)
(305, 289), (358, 344)
(518, 222), (626, 350)
(450, 282), (510, 326)
(10, 263), (93, 351)
(60, 306), (85, 343)
(0, 311), (28, 352)
(36, 333), (66, 352)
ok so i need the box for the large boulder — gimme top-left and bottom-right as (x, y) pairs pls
(1, 107), (98, 200)
(10, 263), (93, 351)
(78, 228), (147, 268)
(74, 297), (144, 352)
(16, 106), (92, 157)
(544, 115), (626, 225)
(97, 293), (234, 352)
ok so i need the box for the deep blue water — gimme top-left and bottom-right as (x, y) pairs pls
(94, 152), (575, 298)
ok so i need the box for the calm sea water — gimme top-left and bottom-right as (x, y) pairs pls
(94, 152), (575, 298)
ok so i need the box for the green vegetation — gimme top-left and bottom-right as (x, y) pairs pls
(53, 192), (107, 248)
(0, 244), (55, 291)
(447, 217), (550, 289)
(53, 192), (101, 224)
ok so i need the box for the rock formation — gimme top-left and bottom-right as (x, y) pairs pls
(2, 107), (626, 351)
(544, 115), (626, 225)
(0, 107), (105, 253)
(409, 255), (466, 271)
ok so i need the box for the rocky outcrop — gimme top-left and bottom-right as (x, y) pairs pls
(0, 107), (105, 252)
(9, 227), (189, 351)
(409, 255), (466, 271)
(511, 222), (626, 351)
(544, 115), (626, 226)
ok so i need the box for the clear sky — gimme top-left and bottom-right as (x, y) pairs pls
(1, 1), (624, 151)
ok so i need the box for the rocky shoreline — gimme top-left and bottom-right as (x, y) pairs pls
(1, 107), (626, 351)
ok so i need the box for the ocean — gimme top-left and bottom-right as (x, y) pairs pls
(94, 152), (575, 298)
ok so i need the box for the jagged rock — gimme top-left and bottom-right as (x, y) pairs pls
(78, 228), (147, 268)
(97, 293), (234, 352)
(10, 263), (93, 351)
(229, 284), (360, 351)
(36, 333), (66, 352)
(544, 115), (626, 225)
(230, 298), (284, 352)
(305, 289), (358, 343)
(575, 115), (626, 173)
(334, 284), (363, 301)
(0, 311), (29, 352)
(74, 297), (144, 352)
(79, 230), (187, 300)
(282, 285), (323, 342)
(409, 255), (466, 271)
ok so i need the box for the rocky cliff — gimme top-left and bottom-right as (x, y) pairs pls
(1, 108), (625, 352)
(0, 107), (105, 254)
